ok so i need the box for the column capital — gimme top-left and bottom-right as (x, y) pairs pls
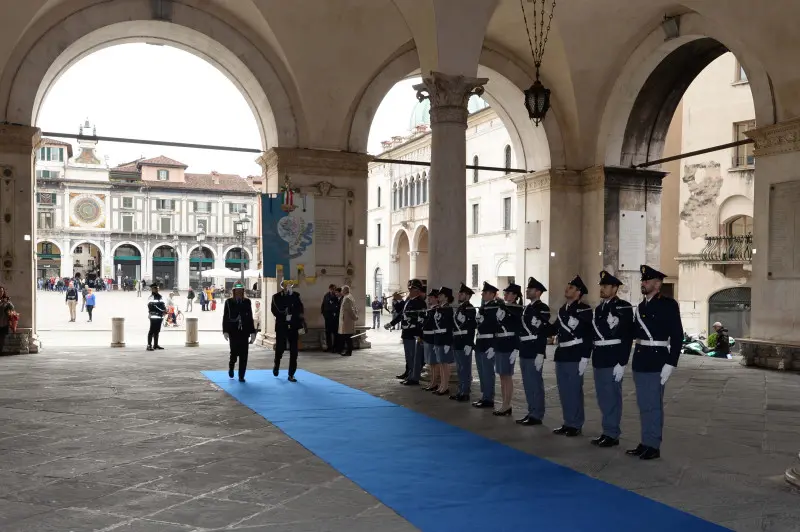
(0, 123), (41, 154)
(408, 251), (419, 259)
(413, 72), (488, 125)
(745, 117), (800, 157)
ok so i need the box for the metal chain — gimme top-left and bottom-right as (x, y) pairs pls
(520, 0), (556, 69)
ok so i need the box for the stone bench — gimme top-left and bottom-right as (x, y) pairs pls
(739, 338), (800, 371)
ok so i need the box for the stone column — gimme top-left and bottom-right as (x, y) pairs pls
(408, 251), (418, 280)
(258, 148), (371, 351)
(61, 237), (72, 278)
(0, 124), (39, 352)
(388, 253), (400, 292)
(413, 72), (487, 291)
(178, 241), (190, 290)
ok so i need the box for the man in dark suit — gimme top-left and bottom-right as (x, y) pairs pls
(223, 282), (257, 382)
(272, 279), (304, 382)
(321, 284), (340, 352)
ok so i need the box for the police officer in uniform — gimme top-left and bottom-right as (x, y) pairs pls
(421, 288), (441, 391)
(590, 271), (634, 447)
(627, 265), (683, 460)
(271, 280), (304, 382)
(386, 279), (426, 385)
(493, 283), (523, 416)
(223, 282), (258, 382)
(450, 283), (476, 402)
(552, 275), (593, 437)
(433, 287), (455, 395)
(473, 282), (502, 409)
(516, 277), (550, 426)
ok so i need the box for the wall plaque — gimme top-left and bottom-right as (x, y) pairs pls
(618, 210), (646, 271)
(768, 181), (800, 279)
(315, 197), (345, 266)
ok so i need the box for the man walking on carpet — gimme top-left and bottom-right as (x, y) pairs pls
(272, 280), (304, 382)
(223, 282), (257, 382)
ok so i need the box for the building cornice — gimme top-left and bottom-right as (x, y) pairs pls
(745, 117), (800, 157)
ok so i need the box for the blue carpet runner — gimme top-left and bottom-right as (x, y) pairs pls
(203, 369), (729, 532)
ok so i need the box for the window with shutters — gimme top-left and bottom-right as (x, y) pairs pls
(157, 199), (174, 211)
(122, 197), (134, 209)
(122, 214), (134, 232)
(36, 170), (60, 179)
(37, 211), (54, 229)
(37, 192), (56, 204)
(503, 197), (512, 231)
(194, 201), (211, 213)
(229, 203), (247, 214)
(376, 223), (382, 247)
(472, 203), (479, 235)
(471, 264), (479, 288)
(160, 217), (172, 234)
(157, 169), (169, 181)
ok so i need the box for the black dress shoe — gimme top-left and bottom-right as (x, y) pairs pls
(238, 377), (246, 382)
(154, 345), (164, 350)
(396, 374), (409, 380)
(288, 375), (297, 383)
(273, 363), (280, 377)
(449, 393), (460, 400)
(639, 447), (661, 460)
(434, 389), (450, 396)
(626, 444), (646, 456)
(564, 427), (582, 437)
(472, 399), (494, 408)
(422, 385), (437, 391)
(552, 426), (570, 435)
(517, 417), (542, 426)
(401, 379), (419, 386)
(516, 415), (530, 424)
(592, 435), (620, 447)
(228, 369), (234, 378)
(146, 346), (154, 351)
(457, 394), (471, 402)
(493, 408), (512, 417)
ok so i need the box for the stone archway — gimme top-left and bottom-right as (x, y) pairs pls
(35, 240), (62, 280)
(392, 230), (411, 291)
(412, 226), (429, 283)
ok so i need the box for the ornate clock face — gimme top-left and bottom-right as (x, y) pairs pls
(69, 194), (105, 228)
(75, 198), (100, 223)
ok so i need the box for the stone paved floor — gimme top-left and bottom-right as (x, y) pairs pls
(0, 329), (798, 531)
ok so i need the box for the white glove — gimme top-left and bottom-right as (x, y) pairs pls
(464, 346), (472, 356)
(486, 348), (495, 360)
(457, 313), (466, 324)
(660, 364), (675, 385)
(444, 345), (450, 354)
(476, 313), (484, 324)
(223, 332), (229, 341)
(613, 363), (625, 382)
(578, 357), (588, 376)
(509, 350), (518, 365)
(496, 309), (506, 322)
(534, 354), (544, 372)
(286, 314), (292, 321)
(568, 316), (579, 330)
(249, 333), (257, 344)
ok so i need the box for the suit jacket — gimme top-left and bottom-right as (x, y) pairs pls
(271, 291), (305, 331)
(223, 297), (256, 335)
(339, 294), (358, 334)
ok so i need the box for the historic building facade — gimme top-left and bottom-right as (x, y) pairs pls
(367, 98), (521, 300)
(34, 122), (260, 290)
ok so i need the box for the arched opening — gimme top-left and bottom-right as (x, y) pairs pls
(36, 241), (62, 283)
(373, 267), (383, 298)
(190, 245), (215, 289)
(496, 259), (516, 291)
(709, 287), (751, 341)
(395, 231), (411, 290)
(414, 226), (429, 284)
(152, 245), (178, 289)
(113, 244), (142, 287)
(225, 247), (250, 272)
(72, 243), (103, 287)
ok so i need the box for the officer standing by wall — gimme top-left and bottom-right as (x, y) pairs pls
(552, 275), (593, 437)
(493, 283), (522, 416)
(432, 287), (455, 395)
(589, 271), (634, 447)
(386, 279), (426, 384)
(450, 283), (476, 402)
(271, 280), (304, 382)
(421, 288), (441, 392)
(473, 282), (502, 409)
(516, 277), (550, 426)
(223, 282), (257, 382)
(627, 265), (684, 460)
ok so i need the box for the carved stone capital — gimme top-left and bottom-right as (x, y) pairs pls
(745, 117), (800, 157)
(389, 254), (399, 263)
(408, 251), (419, 259)
(261, 148), (371, 180)
(413, 72), (488, 126)
(0, 124), (40, 154)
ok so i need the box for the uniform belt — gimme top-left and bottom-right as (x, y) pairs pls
(423, 330), (435, 335)
(495, 331), (515, 338)
(519, 334), (538, 341)
(401, 325), (410, 329)
(453, 330), (469, 336)
(559, 338), (583, 347)
(637, 339), (669, 347)
(594, 339), (622, 346)
(433, 328), (447, 333)
(476, 333), (494, 339)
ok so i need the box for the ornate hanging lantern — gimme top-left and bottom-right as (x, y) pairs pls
(521, 0), (557, 126)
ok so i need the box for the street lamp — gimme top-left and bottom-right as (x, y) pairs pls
(233, 211), (251, 285)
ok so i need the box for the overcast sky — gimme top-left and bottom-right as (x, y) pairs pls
(37, 44), (421, 177)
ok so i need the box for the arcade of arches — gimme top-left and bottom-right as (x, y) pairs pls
(2, 1), (800, 368)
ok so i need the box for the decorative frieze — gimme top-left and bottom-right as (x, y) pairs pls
(413, 72), (488, 126)
(745, 117), (800, 157)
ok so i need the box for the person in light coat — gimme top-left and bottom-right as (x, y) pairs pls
(338, 285), (358, 357)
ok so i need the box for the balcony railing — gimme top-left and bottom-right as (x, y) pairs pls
(390, 204), (430, 225)
(701, 234), (753, 263)
(732, 155), (755, 168)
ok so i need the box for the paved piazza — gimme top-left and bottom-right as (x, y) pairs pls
(0, 323), (799, 530)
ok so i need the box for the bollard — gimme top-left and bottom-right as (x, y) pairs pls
(185, 317), (199, 347)
(110, 317), (125, 347)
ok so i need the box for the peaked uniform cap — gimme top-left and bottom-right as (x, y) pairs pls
(408, 279), (424, 290)
(527, 276), (547, 293)
(427, 288), (440, 297)
(458, 282), (475, 296)
(598, 270), (623, 286)
(482, 281), (498, 293)
(233, 282), (245, 289)
(438, 286), (453, 299)
(640, 265), (666, 281)
(569, 275), (588, 295)
(503, 283), (522, 296)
